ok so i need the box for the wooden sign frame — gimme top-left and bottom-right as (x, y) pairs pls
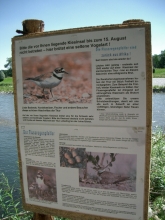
(12, 19), (152, 220)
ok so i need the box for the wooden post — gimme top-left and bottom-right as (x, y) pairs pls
(19, 19), (52, 220)
(22, 19), (44, 34)
(16, 19), (44, 35)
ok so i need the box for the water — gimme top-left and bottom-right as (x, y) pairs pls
(0, 93), (165, 185)
(152, 93), (165, 131)
(0, 94), (20, 217)
(0, 94), (18, 183)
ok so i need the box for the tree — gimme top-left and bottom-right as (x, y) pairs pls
(4, 57), (12, 77)
(159, 52), (165, 68)
(4, 57), (12, 69)
(152, 54), (159, 68)
(152, 51), (165, 68)
(0, 70), (5, 82)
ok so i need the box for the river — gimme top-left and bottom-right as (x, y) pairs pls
(152, 93), (165, 130)
(0, 94), (18, 183)
(0, 93), (165, 188)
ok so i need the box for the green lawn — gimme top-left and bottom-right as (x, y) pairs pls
(153, 68), (165, 78)
(0, 77), (13, 84)
(0, 77), (13, 92)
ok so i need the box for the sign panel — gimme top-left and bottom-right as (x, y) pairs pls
(15, 28), (146, 127)
(12, 20), (152, 220)
(20, 125), (145, 219)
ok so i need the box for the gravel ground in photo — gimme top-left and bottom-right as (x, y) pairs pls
(153, 78), (165, 86)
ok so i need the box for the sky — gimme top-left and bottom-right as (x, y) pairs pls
(0, 0), (164, 70)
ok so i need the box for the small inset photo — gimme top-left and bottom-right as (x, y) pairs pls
(22, 52), (92, 104)
(60, 147), (87, 168)
(27, 166), (57, 202)
(79, 152), (137, 192)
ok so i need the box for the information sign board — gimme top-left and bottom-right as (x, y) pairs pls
(12, 20), (152, 220)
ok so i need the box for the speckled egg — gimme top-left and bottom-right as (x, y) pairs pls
(68, 158), (76, 165)
(72, 150), (78, 157)
(75, 156), (82, 163)
(64, 152), (71, 159)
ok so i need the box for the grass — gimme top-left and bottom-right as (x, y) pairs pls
(0, 77), (13, 93)
(0, 173), (33, 220)
(0, 77), (13, 84)
(153, 85), (165, 93)
(153, 68), (165, 78)
(149, 129), (165, 219)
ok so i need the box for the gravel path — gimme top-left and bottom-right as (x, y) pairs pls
(153, 78), (165, 86)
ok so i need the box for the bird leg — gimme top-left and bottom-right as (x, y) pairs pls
(42, 88), (47, 98)
(50, 88), (54, 98)
(41, 88), (49, 99)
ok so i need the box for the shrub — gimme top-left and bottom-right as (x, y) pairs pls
(149, 129), (165, 219)
(0, 173), (33, 219)
(0, 70), (5, 82)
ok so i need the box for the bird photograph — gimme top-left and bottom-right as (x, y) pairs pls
(79, 152), (137, 192)
(27, 166), (57, 202)
(25, 67), (69, 98)
(22, 52), (92, 104)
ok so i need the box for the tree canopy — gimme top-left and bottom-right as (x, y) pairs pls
(3, 57), (12, 77)
(4, 57), (12, 69)
(153, 51), (165, 68)
(0, 70), (5, 82)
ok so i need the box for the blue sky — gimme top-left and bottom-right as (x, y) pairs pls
(0, 0), (164, 69)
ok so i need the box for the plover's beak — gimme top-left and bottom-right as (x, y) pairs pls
(64, 71), (69, 74)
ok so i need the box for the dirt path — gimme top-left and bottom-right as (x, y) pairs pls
(153, 78), (165, 86)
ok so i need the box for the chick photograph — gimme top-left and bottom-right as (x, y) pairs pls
(27, 166), (57, 202)
(22, 52), (92, 104)
(79, 152), (137, 192)
(59, 147), (87, 169)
